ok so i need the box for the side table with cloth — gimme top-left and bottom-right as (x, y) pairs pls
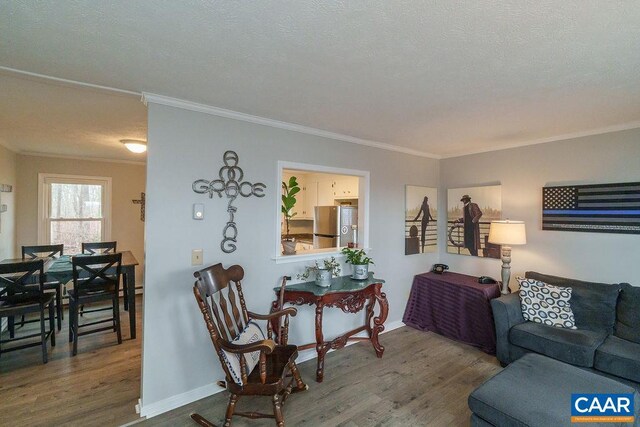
(403, 271), (501, 354)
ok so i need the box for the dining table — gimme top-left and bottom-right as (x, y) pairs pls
(1, 250), (140, 339)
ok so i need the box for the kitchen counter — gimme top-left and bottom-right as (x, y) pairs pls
(288, 233), (313, 244)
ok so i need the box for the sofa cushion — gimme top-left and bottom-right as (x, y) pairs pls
(510, 322), (607, 367)
(468, 353), (640, 427)
(595, 335), (640, 383)
(525, 271), (621, 334)
(616, 283), (640, 344)
(517, 277), (576, 329)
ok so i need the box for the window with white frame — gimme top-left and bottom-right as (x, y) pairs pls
(38, 174), (112, 254)
(276, 161), (369, 263)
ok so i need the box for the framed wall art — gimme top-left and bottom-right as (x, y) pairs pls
(447, 185), (501, 258)
(405, 185), (437, 255)
(542, 181), (640, 234)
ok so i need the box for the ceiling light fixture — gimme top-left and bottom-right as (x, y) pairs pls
(121, 139), (147, 154)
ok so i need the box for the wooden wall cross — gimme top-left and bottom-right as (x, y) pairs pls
(0, 184), (12, 233)
(132, 192), (145, 222)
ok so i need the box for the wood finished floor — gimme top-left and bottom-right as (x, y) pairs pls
(0, 296), (142, 427)
(139, 327), (502, 427)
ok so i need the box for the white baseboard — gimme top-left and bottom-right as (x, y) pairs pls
(139, 382), (223, 419)
(138, 320), (406, 419)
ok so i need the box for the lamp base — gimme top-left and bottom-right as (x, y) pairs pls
(500, 246), (512, 294)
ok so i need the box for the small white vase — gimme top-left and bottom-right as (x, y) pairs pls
(282, 239), (296, 255)
(351, 264), (369, 280)
(315, 269), (332, 287)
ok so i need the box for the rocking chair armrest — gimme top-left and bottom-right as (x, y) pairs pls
(247, 307), (298, 320)
(219, 339), (276, 355)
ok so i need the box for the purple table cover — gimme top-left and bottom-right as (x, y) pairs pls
(403, 271), (501, 354)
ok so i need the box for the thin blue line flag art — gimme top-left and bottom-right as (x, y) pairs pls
(542, 182), (640, 234)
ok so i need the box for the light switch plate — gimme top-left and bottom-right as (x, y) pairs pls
(192, 249), (203, 266)
(193, 203), (204, 220)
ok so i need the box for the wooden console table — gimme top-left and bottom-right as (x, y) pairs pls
(272, 273), (388, 382)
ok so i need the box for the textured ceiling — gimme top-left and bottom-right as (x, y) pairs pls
(1, 1), (640, 158)
(0, 73), (147, 162)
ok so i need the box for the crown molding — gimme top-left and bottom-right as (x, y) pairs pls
(0, 140), (19, 153)
(440, 121), (640, 159)
(142, 92), (441, 159)
(0, 66), (141, 97)
(4, 67), (638, 160)
(19, 151), (146, 166)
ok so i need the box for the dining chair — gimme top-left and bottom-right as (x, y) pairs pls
(191, 263), (307, 427)
(81, 241), (117, 255)
(21, 244), (64, 330)
(80, 241), (127, 313)
(0, 259), (56, 363)
(68, 253), (122, 356)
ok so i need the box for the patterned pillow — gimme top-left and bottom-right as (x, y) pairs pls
(220, 320), (266, 385)
(517, 277), (577, 329)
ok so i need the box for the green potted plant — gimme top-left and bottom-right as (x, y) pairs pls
(341, 248), (374, 280)
(281, 176), (300, 255)
(297, 257), (341, 287)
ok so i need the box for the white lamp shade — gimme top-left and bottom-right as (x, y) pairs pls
(121, 139), (147, 153)
(488, 220), (526, 245)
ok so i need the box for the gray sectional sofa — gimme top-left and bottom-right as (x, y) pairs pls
(491, 271), (640, 388)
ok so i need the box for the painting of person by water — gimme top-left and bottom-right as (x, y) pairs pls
(405, 186), (438, 255)
(447, 185), (502, 258)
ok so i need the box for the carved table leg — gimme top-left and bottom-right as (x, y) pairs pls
(365, 295), (375, 337)
(371, 286), (389, 358)
(315, 303), (325, 382)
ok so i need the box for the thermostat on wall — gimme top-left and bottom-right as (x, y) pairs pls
(193, 203), (204, 220)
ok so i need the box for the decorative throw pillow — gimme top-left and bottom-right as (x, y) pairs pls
(220, 320), (266, 385)
(517, 277), (577, 329)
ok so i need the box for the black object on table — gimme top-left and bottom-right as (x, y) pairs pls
(403, 271), (501, 354)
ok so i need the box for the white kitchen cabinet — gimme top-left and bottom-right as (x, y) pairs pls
(283, 172), (313, 220)
(316, 180), (334, 206)
(332, 176), (359, 199)
(304, 181), (318, 219)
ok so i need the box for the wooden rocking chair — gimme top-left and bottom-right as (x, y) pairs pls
(192, 263), (308, 427)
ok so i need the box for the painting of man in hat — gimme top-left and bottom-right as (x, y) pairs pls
(447, 185), (502, 258)
(457, 194), (482, 256)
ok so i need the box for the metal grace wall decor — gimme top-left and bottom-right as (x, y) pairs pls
(192, 150), (266, 253)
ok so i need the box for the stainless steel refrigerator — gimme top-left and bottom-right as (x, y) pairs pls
(313, 206), (358, 249)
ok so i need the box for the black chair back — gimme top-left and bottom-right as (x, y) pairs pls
(82, 241), (117, 255)
(0, 260), (45, 300)
(71, 253), (122, 295)
(22, 244), (64, 260)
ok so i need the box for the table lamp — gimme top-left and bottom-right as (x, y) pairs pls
(488, 220), (526, 294)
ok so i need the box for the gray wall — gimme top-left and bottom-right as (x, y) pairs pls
(439, 128), (640, 288)
(142, 103), (439, 408)
(0, 144), (17, 261)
